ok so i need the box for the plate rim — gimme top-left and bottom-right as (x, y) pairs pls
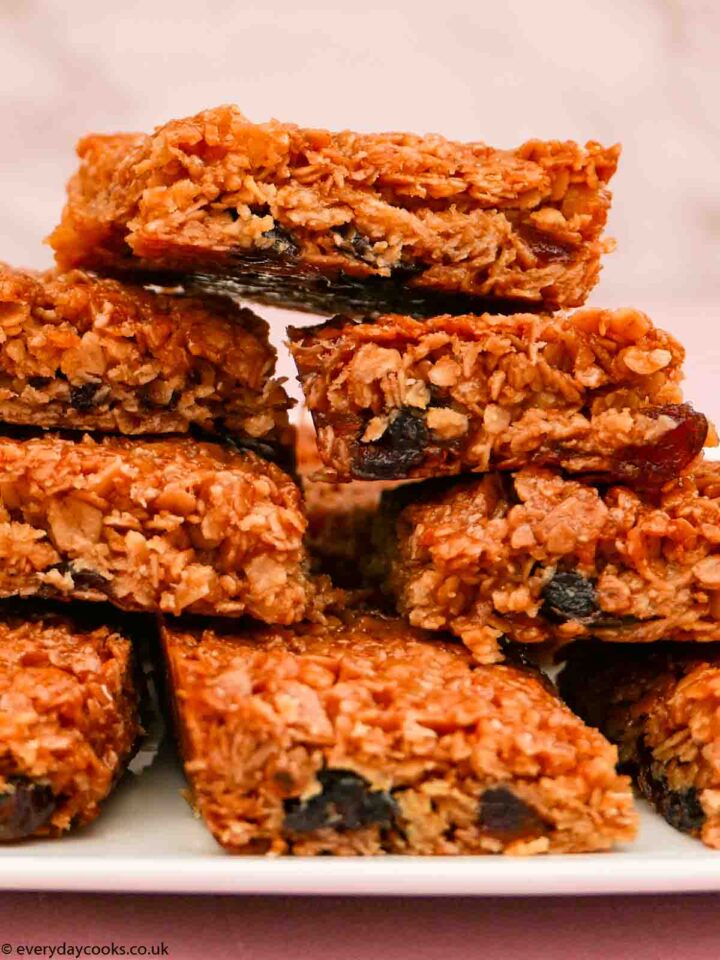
(1, 852), (719, 896)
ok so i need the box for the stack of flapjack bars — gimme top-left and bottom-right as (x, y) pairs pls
(0, 104), (717, 855)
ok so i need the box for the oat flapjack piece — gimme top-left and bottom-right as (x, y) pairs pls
(560, 642), (720, 848)
(49, 105), (620, 315)
(0, 603), (138, 839)
(0, 264), (292, 458)
(160, 610), (637, 855)
(296, 419), (407, 586)
(0, 433), (323, 622)
(289, 308), (708, 483)
(376, 462), (720, 662)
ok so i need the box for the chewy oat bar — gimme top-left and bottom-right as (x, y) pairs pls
(560, 642), (720, 848)
(0, 433), (322, 622)
(0, 264), (292, 456)
(160, 610), (637, 855)
(289, 308), (707, 483)
(376, 462), (720, 662)
(49, 105), (619, 315)
(0, 603), (138, 839)
(296, 420), (406, 586)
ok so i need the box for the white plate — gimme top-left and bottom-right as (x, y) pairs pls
(0, 746), (717, 897)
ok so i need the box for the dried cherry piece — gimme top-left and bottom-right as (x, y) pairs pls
(71, 568), (113, 593)
(478, 787), (548, 841)
(353, 408), (429, 480)
(261, 225), (299, 258)
(518, 224), (574, 263)
(541, 572), (599, 623)
(283, 769), (398, 834)
(634, 741), (705, 835)
(43, 562), (112, 596)
(0, 777), (56, 840)
(69, 382), (104, 411)
(332, 226), (377, 265)
(651, 783), (705, 835)
(614, 403), (708, 487)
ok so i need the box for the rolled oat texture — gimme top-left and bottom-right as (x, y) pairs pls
(560, 642), (720, 848)
(0, 603), (138, 839)
(296, 419), (407, 586)
(376, 461), (720, 662)
(0, 264), (292, 455)
(0, 433), (322, 622)
(161, 610), (637, 855)
(289, 308), (708, 484)
(50, 105), (619, 315)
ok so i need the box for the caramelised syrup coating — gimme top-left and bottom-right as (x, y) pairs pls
(289, 308), (708, 483)
(376, 462), (720, 661)
(50, 105), (619, 315)
(0, 434), (327, 623)
(0, 264), (292, 454)
(161, 611), (636, 855)
(0, 605), (138, 839)
(561, 642), (720, 848)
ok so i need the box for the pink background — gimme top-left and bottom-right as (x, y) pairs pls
(1, 0), (719, 954)
(1, 893), (719, 958)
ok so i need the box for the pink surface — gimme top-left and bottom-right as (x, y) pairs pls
(0, 893), (717, 959)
